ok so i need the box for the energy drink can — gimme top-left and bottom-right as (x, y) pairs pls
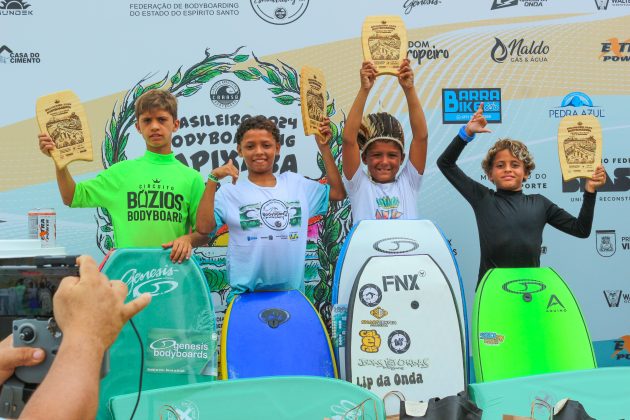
(28, 209), (56, 248)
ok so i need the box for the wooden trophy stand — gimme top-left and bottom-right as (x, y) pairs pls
(557, 115), (602, 181)
(300, 66), (327, 143)
(36, 90), (93, 169)
(362, 16), (407, 76)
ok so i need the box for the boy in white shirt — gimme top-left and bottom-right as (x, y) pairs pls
(194, 116), (345, 300)
(342, 58), (428, 222)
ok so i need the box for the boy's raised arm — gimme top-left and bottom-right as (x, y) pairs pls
(195, 159), (239, 236)
(398, 59), (428, 175)
(342, 61), (376, 180)
(316, 118), (346, 201)
(38, 133), (76, 205)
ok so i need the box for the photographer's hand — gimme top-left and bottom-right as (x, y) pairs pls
(0, 335), (45, 385)
(21, 255), (150, 420)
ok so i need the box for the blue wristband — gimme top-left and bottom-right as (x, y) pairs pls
(458, 125), (475, 143)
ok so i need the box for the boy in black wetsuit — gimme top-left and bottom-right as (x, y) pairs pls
(437, 103), (607, 287)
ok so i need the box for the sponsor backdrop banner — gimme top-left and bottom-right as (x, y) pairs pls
(1, 0), (629, 371)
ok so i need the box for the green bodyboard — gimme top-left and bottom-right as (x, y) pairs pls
(472, 267), (596, 382)
(97, 248), (217, 420)
(109, 376), (385, 419)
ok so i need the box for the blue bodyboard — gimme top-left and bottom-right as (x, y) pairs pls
(220, 290), (337, 379)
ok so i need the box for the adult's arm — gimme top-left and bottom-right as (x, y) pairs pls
(21, 256), (150, 420)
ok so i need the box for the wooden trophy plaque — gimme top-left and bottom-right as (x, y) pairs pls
(36, 90), (93, 169)
(300, 66), (327, 141)
(557, 115), (602, 181)
(362, 16), (407, 76)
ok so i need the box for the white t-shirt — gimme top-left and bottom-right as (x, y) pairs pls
(343, 162), (423, 223)
(214, 172), (329, 299)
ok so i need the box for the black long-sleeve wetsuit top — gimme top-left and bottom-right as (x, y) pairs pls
(437, 135), (597, 287)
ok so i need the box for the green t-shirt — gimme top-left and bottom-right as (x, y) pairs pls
(71, 151), (205, 248)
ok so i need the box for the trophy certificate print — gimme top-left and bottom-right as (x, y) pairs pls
(557, 115), (602, 181)
(300, 65), (327, 140)
(362, 16), (407, 76)
(36, 90), (93, 169)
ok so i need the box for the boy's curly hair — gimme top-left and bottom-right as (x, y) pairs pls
(235, 115), (280, 145)
(134, 89), (178, 121)
(482, 138), (535, 176)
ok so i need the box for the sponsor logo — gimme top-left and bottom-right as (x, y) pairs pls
(403, 0), (442, 15)
(491, 0), (548, 9)
(210, 79), (240, 109)
(357, 357), (429, 371)
(129, 2), (239, 18)
(160, 401), (200, 420)
(0, 45), (11, 63)
(359, 283), (383, 307)
(548, 91), (605, 119)
(546, 294), (567, 312)
(604, 291), (621, 307)
(491, 37), (550, 63)
(600, 38), (630, 62)
(388, 330), (411, 354)
(355, 372), (423, 390)
(363, 304), (395, 327)
(595, 0), (630, 9)
(603, 289), (630, 307)
(382, 273), (422, 292)
(250, 0), (308, 25)
(0, 44), (40, 64)
(239, 199), (300, 231)
(260, 199), (289, 230)
(149, 338), (210, 361)
(594, 0), (610, 8)
(258, 308), (290, 328)
(372, 237), (419, 254)
(407, 40), (450, 65)
(288, 231), (298, 241)
(479, 331), (505, 345)
(0, 0), (33, 15)
(612, 335), (630, 359)
(246, 235), (258, 241)
(127, 183), (186, 224)
(491, 0), (518, 8)
(502, 279), (546, 295)
(442, 88), (502, 124)
(121, 266), (179, 297)
(370, 306), (388, 319)
(359, 329), (382, 353)
(596, 230), (616, 257)
(361, 318), (397, 328)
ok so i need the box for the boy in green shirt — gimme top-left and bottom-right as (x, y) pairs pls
(38, 90), (205, 262)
